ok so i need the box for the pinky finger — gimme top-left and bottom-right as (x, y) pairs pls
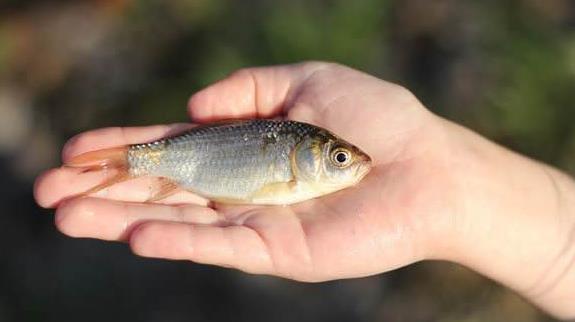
(129, 222), (274, 275)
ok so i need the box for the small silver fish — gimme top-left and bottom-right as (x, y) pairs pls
(67, 120), (372, 205)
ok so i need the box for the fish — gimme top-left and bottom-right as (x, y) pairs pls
(66, 119), (372, 205)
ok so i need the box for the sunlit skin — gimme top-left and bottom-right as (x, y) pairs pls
(34, 62), (575, 319)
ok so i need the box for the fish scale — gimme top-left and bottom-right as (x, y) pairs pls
(128, 120), (317, 201)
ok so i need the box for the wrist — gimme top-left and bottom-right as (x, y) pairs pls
(439, 119), (575, 319)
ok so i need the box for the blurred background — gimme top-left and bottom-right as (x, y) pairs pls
(0, 0), (573, 321)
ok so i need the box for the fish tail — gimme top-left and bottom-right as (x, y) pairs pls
(66, 146), (129, 169)
(65, 146), (132, 196)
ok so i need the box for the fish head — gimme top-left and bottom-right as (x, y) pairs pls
(293, 133), (372, 192)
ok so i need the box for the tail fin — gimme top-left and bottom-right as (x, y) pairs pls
(66, 146), (128, 169)
(65, 146), (132, 197)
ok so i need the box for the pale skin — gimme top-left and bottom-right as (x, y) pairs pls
(34, 62), (575, 319)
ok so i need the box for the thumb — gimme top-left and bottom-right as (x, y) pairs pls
(187, 62), (327, 123)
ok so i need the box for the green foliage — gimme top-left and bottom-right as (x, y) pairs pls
(474, 1), (575, 164)
(262, 0), (389, 69)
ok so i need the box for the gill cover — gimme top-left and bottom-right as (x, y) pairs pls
(291, 137), (325, 182)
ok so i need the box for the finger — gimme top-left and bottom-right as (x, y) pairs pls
(55, 198), (222, 241)
(130, 221), (274, 275)
(34, 167), (208, 208)
(62, 123), (193, 162)
(187, 62), (329, 122)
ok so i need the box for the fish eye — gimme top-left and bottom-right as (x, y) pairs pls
(330, 148), (352, 167)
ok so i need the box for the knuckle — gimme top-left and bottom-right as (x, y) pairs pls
(300, 60), (338, 69)
(393, 83), (417, 100)
(229, 68), (255, 81)
(301, 61), (343, 74)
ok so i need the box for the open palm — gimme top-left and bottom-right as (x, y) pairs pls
(35, 62), (459, 281)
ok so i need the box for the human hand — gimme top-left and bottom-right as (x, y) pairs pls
(34, 62), (575, 319)
(34, 62), (454, 278)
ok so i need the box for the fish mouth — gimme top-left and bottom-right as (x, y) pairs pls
(359, 152), (372, 168)
(362, 153), (372, 165)
(354, 154), (372, 182)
